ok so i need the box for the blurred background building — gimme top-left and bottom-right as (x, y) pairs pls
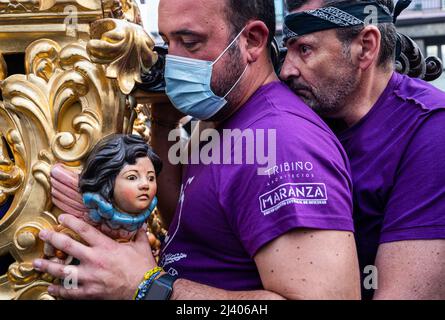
(139, 0), (445, 90)
(396, 0), (445, 89)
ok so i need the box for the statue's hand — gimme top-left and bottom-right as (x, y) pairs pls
(51, 163), (88, 219)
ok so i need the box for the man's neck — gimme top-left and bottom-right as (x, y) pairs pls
(236, 63), (279, 108)
(340, 66), (394, 127)
(212, 59), (279, 126)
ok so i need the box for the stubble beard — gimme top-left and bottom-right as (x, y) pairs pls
(205, 41), (246, 122)
(288, 52), (360, 118)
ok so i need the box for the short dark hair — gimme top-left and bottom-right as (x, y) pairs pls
(79, 134), (162, 203)
(225, 0), (276, 48)
(285, 0), (397, 67)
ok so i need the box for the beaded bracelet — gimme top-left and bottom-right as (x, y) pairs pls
(133, 266), (163, 300)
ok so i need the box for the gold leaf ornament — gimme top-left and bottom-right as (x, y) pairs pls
(0, 52), (7, 80)
(25, 39), (61, 82)
(87, 18), (158, 94)
(0, 130), (24, 205)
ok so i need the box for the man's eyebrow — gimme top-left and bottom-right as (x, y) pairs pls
(161, 29), (204, 37)
(286, 34), (315, 46)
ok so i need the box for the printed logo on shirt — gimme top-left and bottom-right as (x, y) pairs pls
(160, 253), (188, 268)
(264, 161), (314, 177)
(259, 183), (328, 215)
(264, 161), (316, 186)
(166, 267), (179, 277)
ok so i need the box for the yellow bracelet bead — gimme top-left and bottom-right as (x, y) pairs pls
(143, 266), (163, 280)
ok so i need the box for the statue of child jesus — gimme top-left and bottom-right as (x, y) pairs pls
(45, 134), (163, 263)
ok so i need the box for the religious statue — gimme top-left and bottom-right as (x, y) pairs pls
(43, 134), (164, 265)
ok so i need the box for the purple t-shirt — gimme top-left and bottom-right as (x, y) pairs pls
(160, 81), (354, 291)
(337, 72), (445, 298)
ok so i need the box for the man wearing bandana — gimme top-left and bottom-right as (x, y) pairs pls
(35, 0), (361, 300)
(281, 0), (445, 299)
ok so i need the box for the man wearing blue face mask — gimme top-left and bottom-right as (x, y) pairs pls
(38, 0), (361, 300)
(164, 26), (249, 121)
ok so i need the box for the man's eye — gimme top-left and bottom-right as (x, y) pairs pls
(300, 45), (311, 55)
(182, 41), (199, 49)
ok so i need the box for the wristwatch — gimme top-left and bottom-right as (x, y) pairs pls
(143, 273), (177, 300)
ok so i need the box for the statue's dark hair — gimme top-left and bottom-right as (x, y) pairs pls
(79, 134), (162, 202)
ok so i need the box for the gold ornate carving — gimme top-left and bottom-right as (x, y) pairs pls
(87, 18), (158, 94)
(132, 104), (151, 142)
(0, 131), (24, 206)
(0, 52), (6, 80)
(0, 0), (166, 300)
(0, 0), (38, 13)
(0, 0), (101, 13)
(105, 0), (142, 24)
(0, 36), (128, 299)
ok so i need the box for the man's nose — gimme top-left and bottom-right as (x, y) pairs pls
(279, 55), (301, 81)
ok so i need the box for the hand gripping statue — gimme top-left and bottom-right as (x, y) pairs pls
(44, 134), (163, 263)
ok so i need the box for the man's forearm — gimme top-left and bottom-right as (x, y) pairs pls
(171, 278), (286, 300)
(150, 100), (184, 227)
(151, 123), (182, 226)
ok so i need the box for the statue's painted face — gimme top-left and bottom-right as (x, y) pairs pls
(112, 157), (157, 214)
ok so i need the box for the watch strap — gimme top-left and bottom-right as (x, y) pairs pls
(143, 273), (177, 300)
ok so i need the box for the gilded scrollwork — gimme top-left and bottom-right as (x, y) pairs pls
(0, 52), (6, 80)
(87, 18), (158, 94)
(0, 0), (101, 13)
(0, 0), (38, 13)
(0, 36), (128, 299)
(0, 0), (166, 300)
(0, 132), (24, 206)
(106, 0), (142, 24)
(132, 104), (151, 142)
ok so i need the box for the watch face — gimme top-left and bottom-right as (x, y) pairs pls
(143, 280), (173, 300)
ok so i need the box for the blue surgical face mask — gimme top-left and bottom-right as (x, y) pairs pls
(165, 28), (249, 120)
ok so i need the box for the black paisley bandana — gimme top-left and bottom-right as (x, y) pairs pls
(283, 1), (393, 43)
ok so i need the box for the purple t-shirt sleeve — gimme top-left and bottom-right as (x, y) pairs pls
(380, 111), (445, 243)
(217, 115), (354, 258)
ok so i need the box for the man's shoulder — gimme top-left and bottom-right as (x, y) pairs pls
(246, 82), (336, 137)
(245, 85), (349, 170)
(394, 73), (445, 112)
(389, 74), (445, 148)
(223, 81), (346, 164)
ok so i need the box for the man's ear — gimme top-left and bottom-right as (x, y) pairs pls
(353, 25), (381, 70)
(244, 20), (270, 64)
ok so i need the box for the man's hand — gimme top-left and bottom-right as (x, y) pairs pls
(33, 214), (156, 300)
(51, 163), (87, 218)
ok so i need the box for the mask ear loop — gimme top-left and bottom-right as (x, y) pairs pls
(211, 26), (247, 66)
(210, 26), (249, 98)
(223, 63), (249, 99)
